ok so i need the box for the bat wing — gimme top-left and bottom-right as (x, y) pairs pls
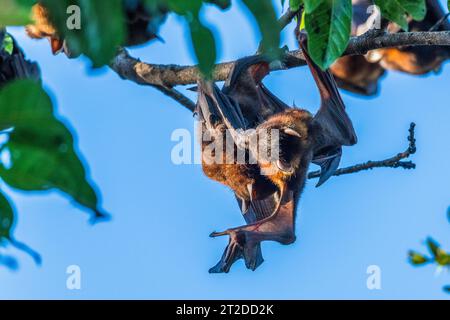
(210, 192), (295, 273)
(209, 196), (274, 273)
(197, 55), (290, 150)
(223, 56), (289, 128)
(423, 0), (450, 31)
(298, 33), (357, 187)
(197, 79), (247, 131)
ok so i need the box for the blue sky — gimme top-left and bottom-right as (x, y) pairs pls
(1, 1), (450, 299)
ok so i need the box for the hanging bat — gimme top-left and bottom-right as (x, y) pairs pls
(196, 30), (357, 273)
(123, 0), (167, 46)
(330, 0), (386, 95)
(367, 0), (450, 74)
(331, 0), (450, 95)
(26, 1), (167, 56)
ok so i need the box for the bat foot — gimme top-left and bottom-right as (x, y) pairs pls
(210, 191), (296, 273)
(209, 230), (264, 273)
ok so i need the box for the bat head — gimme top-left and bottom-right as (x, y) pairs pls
(256, 109), (314, 182)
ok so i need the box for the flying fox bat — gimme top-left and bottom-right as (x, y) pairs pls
(331, 0), (450, 95)
(367, 0), (450, 74)
(26, 1), (167, 56)
(330, 0), (386, 95)
(196, 30), (357, 273)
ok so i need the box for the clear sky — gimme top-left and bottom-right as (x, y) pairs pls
(1, 1), (450, 299)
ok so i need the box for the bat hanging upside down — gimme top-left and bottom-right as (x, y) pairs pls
(331, 0), (450, 96)
(25, 1), (167, 57)
(196, 29), (357, 273)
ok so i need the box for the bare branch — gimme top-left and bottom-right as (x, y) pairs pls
(278, 8), (298, 30)
(110, 9), (301, 113)
(345, 30), (450, 55)
(308, 123), (417, 180)
(110, 48), (196, 112)
(110, 31), (450, 88)
(152, 85), (196, 112)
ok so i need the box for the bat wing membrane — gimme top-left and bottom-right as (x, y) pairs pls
(298, 32), (357, 186)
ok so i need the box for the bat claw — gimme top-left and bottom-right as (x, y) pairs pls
(210, 230), (229, 238)
(209, 230), (264, 273)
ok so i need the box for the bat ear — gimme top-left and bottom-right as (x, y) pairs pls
(50, 37), (64, 55)
(282, 127), (302, 138)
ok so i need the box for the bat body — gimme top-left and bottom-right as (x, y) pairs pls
(26, 1), (167, 56)
(331, 0), (450, 95)
(26, 3), (65, 55)
(197, 29), (357, 273)
(367, 0), (450, 74)
(124, 0), (167, 47)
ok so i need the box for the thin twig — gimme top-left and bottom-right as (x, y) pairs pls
(308, 123), (417, 180)
(152, 85), (196, 112)
(109, 48), (196, 112)
(278, 8), (298, 30)
(429, 12), (450, 32)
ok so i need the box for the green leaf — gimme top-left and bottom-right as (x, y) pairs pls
(166, 0), (202, 15)
(188, 16), (217, 78)
(241, 0), (280, 57)
(304, 0), (352, 69)
(408, 250), (430, 265)
(444, 285), (450, 293)
(162, 0), (217, 77)
(299, 9), (306, 30)
(289, 0), (303, 12)
(437, 254), (450, 266)
(41, 0), (126, 67)
(204, 0), (231, 10)
(1, 34), (14, 55)
(374, 0), (426, 31)
(426, 237), (441, 258)
(397, 0), (426, 21)
(448, 0), (450, 11)
(0, 190), (40, 265)
(0, 0), (35, 27)
(0, 191), (14, 240)
(303, 0), (322, 13)
(0, 80), (105, 219)
(426, 237), (450, 266)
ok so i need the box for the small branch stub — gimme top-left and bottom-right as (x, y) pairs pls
(308, 123), (417, 180)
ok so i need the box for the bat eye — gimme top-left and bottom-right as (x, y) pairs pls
(276, 159), (294, 173)
(283, 128), (302, 138)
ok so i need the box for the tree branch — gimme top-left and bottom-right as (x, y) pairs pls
(278, 8), (298, 31)
(109, 8), (300, 112)
(152, 85), (196, 112)
(110, 31), (450, 88)
(308, 123), (417, 180)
